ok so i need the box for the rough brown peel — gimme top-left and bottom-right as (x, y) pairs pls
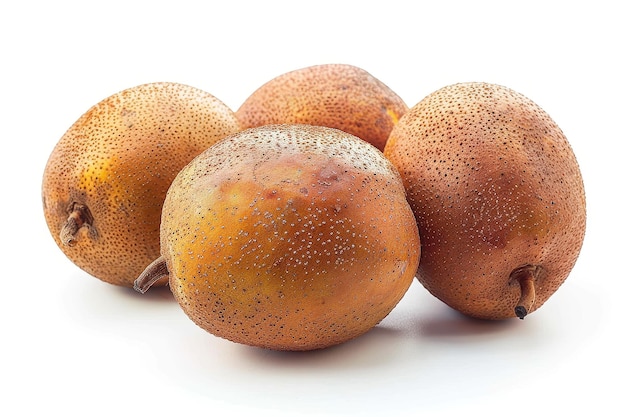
(137, 124), (421, 350)
(384, 82), (586, 320)
(236, 64), (408, 151)
(42, 82), (241, 287)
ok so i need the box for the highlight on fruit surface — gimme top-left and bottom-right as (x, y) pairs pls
(236, 63), (408, 151)
(384, 82), (586, 320)
(42, 82), (241, 287)
(135, 124), (421, 351)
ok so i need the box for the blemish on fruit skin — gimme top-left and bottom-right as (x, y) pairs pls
(385, 106), (400, 124)
(263, 189), (279, 200)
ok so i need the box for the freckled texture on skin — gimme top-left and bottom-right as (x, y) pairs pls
(42, 82), (241, 287)
(236, 64), (408, 152)
(160, 124), (420, 350)
(384, 82), (586, 320)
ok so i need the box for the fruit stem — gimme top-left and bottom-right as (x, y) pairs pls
(511, 265), (540, 319)
(134, 256), (170, 294)
(60, 203), (95, 246)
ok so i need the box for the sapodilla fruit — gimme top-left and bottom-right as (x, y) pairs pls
(235, 64), (408, 151)
(135, 124), (420, 350)
(42, 82), (241, 287)
(384, 82), (586, 320)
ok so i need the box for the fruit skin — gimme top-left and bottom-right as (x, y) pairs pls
(42, 82), (241, 287)
(152, 124), (420, 350)
(384, 82), (586, 320)
(235, 64), (408, 152)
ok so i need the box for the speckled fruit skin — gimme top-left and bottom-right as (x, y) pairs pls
(42, 82), (241, 287)
(159, 124), (420, 350)
(236, 64), (408, 152)
(384, 82), (586, 320)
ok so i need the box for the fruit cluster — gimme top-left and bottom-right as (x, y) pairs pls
(42, 64), (586, 351)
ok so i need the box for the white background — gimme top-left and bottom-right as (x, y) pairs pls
(1, 1), (623, 416)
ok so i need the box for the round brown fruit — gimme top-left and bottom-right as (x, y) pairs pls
(135, 124), (420, 350)
(384, 82), (586, 320)
(42, 82), (241, 287)
(235, 64), (408, 152)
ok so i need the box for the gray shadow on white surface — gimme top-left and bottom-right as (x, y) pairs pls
(237, 323), (408, 371)
(416, 309), (521, 338)
(59, 270), (179, 326)
(50, 269), (607, 417)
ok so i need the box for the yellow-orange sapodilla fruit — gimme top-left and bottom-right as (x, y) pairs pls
(135, 124), (420, 351)
(42, 82), (241, 287)
(235, 64), (408, 151)
(384, 82), (586, 320)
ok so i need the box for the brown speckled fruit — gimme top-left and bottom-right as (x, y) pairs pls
(235, 64), (408, 151)
(135, 124), (420, 351)
(42, 82), (241, 287)
(384, 82), (586, 320)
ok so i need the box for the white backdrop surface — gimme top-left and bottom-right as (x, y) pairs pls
(1, 1), (622, 416)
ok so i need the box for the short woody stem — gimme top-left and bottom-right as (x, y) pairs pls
(60, 213), (81, 246)
(134, 256), (170, 294)
(60, 203), (95, 246)
(511, 265), (540, 319)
